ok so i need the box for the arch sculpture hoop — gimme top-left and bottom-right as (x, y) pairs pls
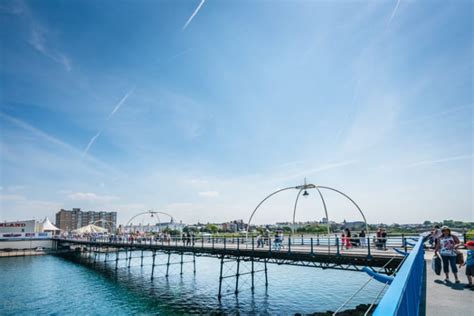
(125, 210), (175, 233)
(246, 183), (369, 250)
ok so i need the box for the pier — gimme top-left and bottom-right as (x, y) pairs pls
(55, 235), (405, 300)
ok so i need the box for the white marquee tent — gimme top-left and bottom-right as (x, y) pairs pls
(72, 224), (108, 234)
(41, 217), (61, 232)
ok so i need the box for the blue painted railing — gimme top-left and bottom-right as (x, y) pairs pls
(373, 237), (425, 316)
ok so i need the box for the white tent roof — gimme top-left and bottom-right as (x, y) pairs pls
(42, 217), (61, 231)
(72, 224), (108, 234)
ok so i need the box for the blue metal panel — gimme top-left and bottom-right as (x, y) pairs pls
(373, 237), (425, 316)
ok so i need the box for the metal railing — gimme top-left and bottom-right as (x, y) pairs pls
(57, 234), (415, 260)
(372, 236), (425, 316)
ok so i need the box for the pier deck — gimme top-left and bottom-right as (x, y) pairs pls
(56, 238), (404, 274)
(425, 250), (472, 316)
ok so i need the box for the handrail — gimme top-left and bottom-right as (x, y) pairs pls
(372, 237), (425, 316)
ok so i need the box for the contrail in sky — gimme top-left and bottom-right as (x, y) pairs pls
(82, 131), (101, 157)
(107, 88), (134, 120)
(406, 154), (473, 168)
(83, 88), (134, 157)
(387, 0), (401, 26)
(182, 0), (206, 30)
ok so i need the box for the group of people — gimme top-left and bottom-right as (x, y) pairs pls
(181, 232), (196, 246)
(429, 225), (474, 288)
(255, 231), (284, 250)
(341, 228), (367, 249)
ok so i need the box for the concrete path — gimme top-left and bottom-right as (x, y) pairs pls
(425, 250), (473, 316)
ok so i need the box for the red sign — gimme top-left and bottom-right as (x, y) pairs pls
(0, 223), (26, 227)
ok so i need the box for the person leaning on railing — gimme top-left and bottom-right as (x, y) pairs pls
(435, 226), (461, 283)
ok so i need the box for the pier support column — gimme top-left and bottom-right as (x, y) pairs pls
(180, 253), (184, 275)
(115, 249), (119, 270)
(251, 258), (255, 292)
(166, 252), (171, 277)
(193, 253), (196, 274)
(105, 247), (109, 263)
(264, 259), (268, 288)
(235, 258), (240, 295)
(141, 250), (144, 267)
(128, 248), (132, 269)
(218, 255), (224, 300)
(151, 250), (156, 280)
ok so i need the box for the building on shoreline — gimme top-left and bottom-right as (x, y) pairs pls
(55, 208), (117, 232)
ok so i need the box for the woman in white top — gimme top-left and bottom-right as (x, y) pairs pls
(435, 226), (461, 283)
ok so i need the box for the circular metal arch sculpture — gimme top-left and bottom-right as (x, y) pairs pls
(125, 210), (175, 232)
(246, 180), (369, 236)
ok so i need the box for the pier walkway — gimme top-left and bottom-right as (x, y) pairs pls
(425, 250), (472, 316)
(55, 236), (405, 274)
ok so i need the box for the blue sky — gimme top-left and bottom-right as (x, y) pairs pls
(0, 0), (472, 225)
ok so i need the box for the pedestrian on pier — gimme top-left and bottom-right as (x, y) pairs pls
(359, 230), (366, 248)
(461, 241), (474, 289)
(381, 229), (387, 250)
(435, 226), (461, 283)
(256, 234), (263, 248)
(344, 228), (352, 249)
(376, 228), (383, 250)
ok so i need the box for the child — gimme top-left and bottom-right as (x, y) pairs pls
(462, 240), (474, 289)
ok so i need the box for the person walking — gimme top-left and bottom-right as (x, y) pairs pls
(376, 228), (383, 250)
(461, 240), (474, 289)
(435, 226), (461, 283)
(381, 229), (388, 250)
(345, 228), (352, 249)
(359, 230), (366, 248)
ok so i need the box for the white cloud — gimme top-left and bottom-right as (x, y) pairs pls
(406, 154), (473, 168)
(68, 192), (117, 202)
(0, 194), (26, 201)
(29, 26), (71, 71)
(198, 191), (219, 198)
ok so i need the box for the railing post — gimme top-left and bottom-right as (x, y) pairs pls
(317, 233), (320, 246)
(336, 236), (340, 256)
(212, 236), (215, 249)
(224, 237), (227, 250)
(310, 237), (314, 255)
(237, 237), (240, 250)
(367, 237), (372, 259)
(301, 234), (304, 245)
(252, 236), (254, 251)
(288, 236), (291, 253)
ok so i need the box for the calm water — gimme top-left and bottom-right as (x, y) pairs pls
(0, 252), (386, 315)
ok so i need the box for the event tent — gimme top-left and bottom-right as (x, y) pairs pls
(41, 217), (61, 231)
(72, 224), (108, 234)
